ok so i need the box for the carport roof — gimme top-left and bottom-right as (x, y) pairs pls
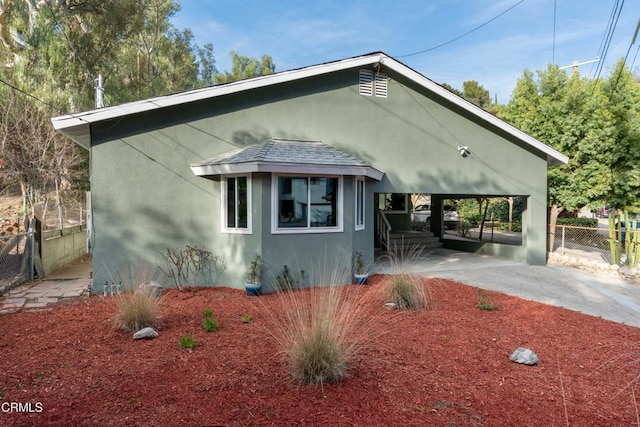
(190, 138), (385, 180)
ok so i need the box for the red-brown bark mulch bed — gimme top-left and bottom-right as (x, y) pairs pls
(1, 276), (639, 426)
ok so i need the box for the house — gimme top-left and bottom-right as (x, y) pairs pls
(51, 52), (568, 292)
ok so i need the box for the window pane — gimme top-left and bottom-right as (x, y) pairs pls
(310, 177), (337, 227)
(237, 176), (248, 228)
(356, 179), (364, 226)
(278, 177), (308, 228)
(226, 178), (236, 228)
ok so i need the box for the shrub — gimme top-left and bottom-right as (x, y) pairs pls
(159, 245), (224, 291)
(276, 265), (305, 291)
(113, 291), (162, 332)
(477, 288), (497, 311)
(202, 317), (219, 332)
(381, 244), (434, 310)
(384, 273), (432, 309)
(556, 217), (598, 227)
(179, 334), (197, 349)
(201, 308), (219, 332)
(261, 260), (380, 385)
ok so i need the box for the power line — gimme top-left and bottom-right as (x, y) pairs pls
(395, 0), (525, 58)
(0, 77), (55, 109)
(610, 17), (640, 93)
(591, 0), (624, 82)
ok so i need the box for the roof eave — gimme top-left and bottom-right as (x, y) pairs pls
(190, 161), (385, 181)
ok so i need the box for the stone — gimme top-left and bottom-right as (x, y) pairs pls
(133, 327), (158, 340)
(509, 347), (539, 366)
(383, 302), (397, 310)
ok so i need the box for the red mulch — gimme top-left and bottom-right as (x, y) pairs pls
(1, 275), (639, 426)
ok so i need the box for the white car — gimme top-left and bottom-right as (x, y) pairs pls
(411, 204), (431, 222)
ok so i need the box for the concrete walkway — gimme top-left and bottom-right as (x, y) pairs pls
(375, 248), (640, 328)
(0, 255), (92, 314)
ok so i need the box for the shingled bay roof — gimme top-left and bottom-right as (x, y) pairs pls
(190, 138), (384, 180)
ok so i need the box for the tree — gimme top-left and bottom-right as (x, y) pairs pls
(441, 80), (495, 113)
(498, 60), (640, 249)
(0, 87), (82, 225)
(214, 51), (275, 84)
(462, 80), (491, 109)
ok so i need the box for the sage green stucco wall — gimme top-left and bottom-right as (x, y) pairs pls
(89, 67), (549, 291)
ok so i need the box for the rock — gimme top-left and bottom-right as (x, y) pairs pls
(509, 347), (539, 366)
(383, 302), (397, 310)
(133, 327), (158, 340)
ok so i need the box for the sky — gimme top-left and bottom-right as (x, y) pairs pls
(171, 0), (640, 103)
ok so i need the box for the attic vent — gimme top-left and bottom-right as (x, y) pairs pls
(374, 73), (388, 98)
(359, 69), (373, 96)
(359, 69), (387, 98)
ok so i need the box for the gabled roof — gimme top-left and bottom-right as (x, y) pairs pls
(190, 138), (384, 180)
(51, 51), (568, 166)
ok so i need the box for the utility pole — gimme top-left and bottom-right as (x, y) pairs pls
(559, 58), (600, 74)
(94, 74), (104, 109)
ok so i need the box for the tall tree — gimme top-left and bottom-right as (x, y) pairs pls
(214, 50), (275, 84)
(462, 80), (491, 109)
(0, 86), (82, 222)
(499, 60), (640, 248)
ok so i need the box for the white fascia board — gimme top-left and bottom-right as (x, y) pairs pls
(191, 161), (384, 181)
(51, 54), (384, 144)
(380, 58), (569, 166)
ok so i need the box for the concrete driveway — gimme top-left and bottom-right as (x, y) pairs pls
(375, 248), (640, 328)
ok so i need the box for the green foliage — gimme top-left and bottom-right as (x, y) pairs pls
(202, 317), (219, 333)
(241, 314), (252, 324)
(202, 308), (219, 332)
(178, 334), (197, 350)
(455, 220), (473, 237)
(477, 288), (497, 311)
(499, 60), (640, 213)
(410, 220), (429, 231)
(385, 274), (431, 309)
(556, 218), (598, 227)
(353, 252), (365, 275)
(609, 214), (623, 265)
(246, 255), (262, 284)
(276, 265), (305, 291)
(214, 50), (276, 84)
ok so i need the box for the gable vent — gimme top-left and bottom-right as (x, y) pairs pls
(359, 69), (387, 98)
(374, 73), (388, 98)
(359, 69), (373, 96)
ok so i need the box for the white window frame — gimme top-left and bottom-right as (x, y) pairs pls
(221, 174), (252, 234)
(271, 174), (344, 234)
(355, 176), (365, 231)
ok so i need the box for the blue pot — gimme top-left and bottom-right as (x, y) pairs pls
(354, 274), (368, 285)
(245, 282), (261, 296)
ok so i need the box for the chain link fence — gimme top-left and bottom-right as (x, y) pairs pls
(550, 224), (630, 264)
(0, 231), (34, 294)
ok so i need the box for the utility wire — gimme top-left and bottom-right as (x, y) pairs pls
(0, 77), (55, 109)
(395, 0), (525, 58)
(592, 0), (624, 83)
(610, 17), (640, 93)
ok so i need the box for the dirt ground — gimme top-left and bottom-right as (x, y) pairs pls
(1, 276), (639, 426)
